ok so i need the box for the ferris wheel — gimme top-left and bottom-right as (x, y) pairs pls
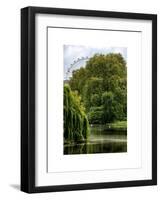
(65, 56), (90, 80)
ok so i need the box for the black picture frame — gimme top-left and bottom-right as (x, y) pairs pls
(21, 6), (157, 193)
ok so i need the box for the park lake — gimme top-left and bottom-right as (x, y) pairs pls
(64, 123), (127, 154)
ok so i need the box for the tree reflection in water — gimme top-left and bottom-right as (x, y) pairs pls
(64, 126), (127, 155)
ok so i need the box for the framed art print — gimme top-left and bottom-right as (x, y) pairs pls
(21, 6), (157, 193)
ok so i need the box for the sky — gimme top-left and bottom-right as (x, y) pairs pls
(64, 45), (127, 80)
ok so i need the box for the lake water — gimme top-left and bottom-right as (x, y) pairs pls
(64, 125), (127, 155)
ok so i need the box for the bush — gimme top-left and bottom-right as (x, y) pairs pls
(88, 106), (104, 124)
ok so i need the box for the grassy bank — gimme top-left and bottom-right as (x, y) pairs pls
(90, 121), (127, 132)
(106, 121), (127, 130)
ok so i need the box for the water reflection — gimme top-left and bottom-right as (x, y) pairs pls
(64, 125), (127, 155)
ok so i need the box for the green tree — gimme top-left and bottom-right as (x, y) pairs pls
(69, 53), (127, 124)
(64, 84), (89, 142)
(88, 106), (104, 124)
(82, 77), (103, 111)
(69, 67), (87, 94)
(102, 91), (114, 122)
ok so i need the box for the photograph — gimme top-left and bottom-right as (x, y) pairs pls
(63, 45), (127, 155)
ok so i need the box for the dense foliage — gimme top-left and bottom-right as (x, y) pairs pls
(64, 84), (89, 142)
(69, 53), (127, 124)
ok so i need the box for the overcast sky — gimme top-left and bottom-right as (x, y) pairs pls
(64, 45), (127, 80)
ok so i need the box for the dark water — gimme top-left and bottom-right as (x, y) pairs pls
(64, 125), (127, 155)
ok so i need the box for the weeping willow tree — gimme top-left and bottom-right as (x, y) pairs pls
(64, 84), (89, 143)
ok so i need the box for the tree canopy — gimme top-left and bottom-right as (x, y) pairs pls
(69, 53), (127, 124)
